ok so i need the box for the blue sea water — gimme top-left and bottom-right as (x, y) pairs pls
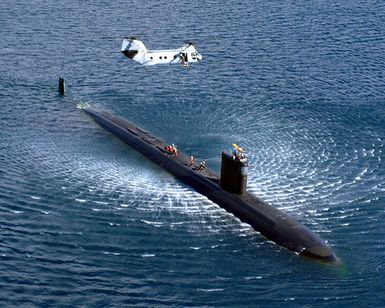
(1, 0), (385, 306)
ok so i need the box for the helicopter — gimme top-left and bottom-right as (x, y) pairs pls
(121, 36), (202, 67)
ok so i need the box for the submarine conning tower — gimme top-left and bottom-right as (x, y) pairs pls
(220, 146), (248, 195)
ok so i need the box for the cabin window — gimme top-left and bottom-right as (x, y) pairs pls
(164, 56), (167, 59)
(159, 56), (162, 59)
(150, 56), (153, 60)
(173, 55), (177, 59)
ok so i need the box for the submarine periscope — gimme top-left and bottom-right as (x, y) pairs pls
(80, 106), (337, 263)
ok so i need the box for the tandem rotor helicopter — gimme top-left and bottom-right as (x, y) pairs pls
(121, 28), (202, 67)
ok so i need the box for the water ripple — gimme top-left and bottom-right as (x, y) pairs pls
(2, 0), (385, 306)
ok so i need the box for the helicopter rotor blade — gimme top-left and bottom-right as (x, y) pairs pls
(136, 26), (151, 37)
(123, 27), (151, 40)
(168, 51), (181, 64)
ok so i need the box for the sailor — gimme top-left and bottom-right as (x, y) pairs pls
(172, 144), (178, 156)
(232, 149), (237, 160)
(188, 156), (194, 166)
(198, 161), (206, 171)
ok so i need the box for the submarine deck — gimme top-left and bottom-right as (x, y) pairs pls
(95, 109), (220, 181)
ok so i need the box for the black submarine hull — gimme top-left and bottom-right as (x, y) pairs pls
(84, 108), (337, 263)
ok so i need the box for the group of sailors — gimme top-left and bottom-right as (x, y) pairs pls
(231, 143), (247, 162)
(165, 144), (207, 171)
(165, 144), (178, 156)
(189, 156), (206, 171)
(165, 143), (246, 172)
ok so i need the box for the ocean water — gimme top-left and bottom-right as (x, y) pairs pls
(1, 0), (385, 306)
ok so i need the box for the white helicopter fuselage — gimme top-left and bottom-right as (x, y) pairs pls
(121, 38), (202, 66)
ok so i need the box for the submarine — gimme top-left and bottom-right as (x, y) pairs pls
(80, 106), (337, 263)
